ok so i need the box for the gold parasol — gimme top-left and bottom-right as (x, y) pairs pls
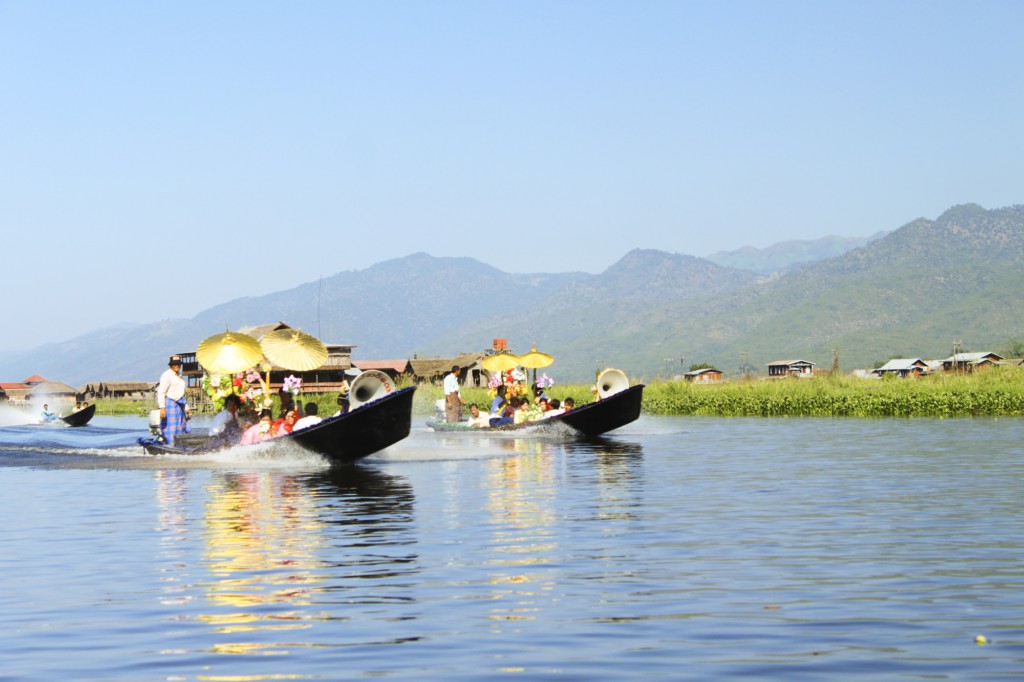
(196, 331), (264, 374)
(259, 328), (328, 371)
(518, 343), (554, 385)
(481, 351), (521, 373)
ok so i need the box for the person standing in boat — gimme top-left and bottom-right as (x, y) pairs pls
(443, 365), (463, 423)
(156, 354), (191, 446)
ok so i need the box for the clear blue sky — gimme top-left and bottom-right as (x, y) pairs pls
(2, 1), (1021, 351)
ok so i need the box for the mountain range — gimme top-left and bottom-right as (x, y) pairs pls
(2, 203), (1021, 386)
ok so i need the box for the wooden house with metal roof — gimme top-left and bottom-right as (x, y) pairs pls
(766, 359), (815, 378)
(939, 351), (1003, 373)
(872, 358), (929, 378)
(684, 368), (724, 383)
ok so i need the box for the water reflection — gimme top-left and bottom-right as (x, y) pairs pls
(154, 465), (417, 667)
(475, 436), (645, 626)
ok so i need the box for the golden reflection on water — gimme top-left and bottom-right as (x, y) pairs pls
(203, 473), (324, 610)
(483, 439), (560, 624)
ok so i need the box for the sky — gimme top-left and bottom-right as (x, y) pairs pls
(1, 1), (1022, 351)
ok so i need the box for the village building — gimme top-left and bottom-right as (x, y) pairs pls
(0, 376), (78, 406)
(939, 351), (1003, 373)
(351, 359), (412, 382)
(684, 368), (724, 383)
(873, 359), (930, 378)
(766, 360), (815, 378)
(78, 382), (155, 402)
(408, 353), (488, 388)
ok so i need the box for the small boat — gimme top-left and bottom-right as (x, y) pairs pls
(427, 383), (644, 438)
(138, 386), (416, 464)
(60, 403), (97, 428)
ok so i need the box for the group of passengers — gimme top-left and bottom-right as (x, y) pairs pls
(205, 388), (349, 447)
(39, 401), (91, 423)
(464, 384), (576, 429)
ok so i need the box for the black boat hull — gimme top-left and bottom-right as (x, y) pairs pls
(139, 386), (416, 463)
(61, 403), (96, 427)
(427, 384), (644, 437)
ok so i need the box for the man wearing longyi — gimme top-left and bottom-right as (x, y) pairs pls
(156, 354), (191, 445)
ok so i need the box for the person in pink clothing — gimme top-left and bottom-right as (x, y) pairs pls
(239, 410), (274, 445)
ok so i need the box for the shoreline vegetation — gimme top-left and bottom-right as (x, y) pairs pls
(88, 368), (1024, 419)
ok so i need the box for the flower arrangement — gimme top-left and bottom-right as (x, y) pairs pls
(202, 370), (260, 411)
(536, 373), (555, 390)
(488, 369), (528, 399)
(282, 375), (302, 395)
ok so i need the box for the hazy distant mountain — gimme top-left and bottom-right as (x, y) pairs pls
(3, 204), (1022, 386)
(707, 232), (889, 274)
(425, 204), (1024, 379)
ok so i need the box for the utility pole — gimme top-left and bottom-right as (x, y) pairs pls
(741, 351), (750, 380)
(832, 347), (839, 376)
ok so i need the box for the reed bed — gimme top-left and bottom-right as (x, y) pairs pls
(641, 369), (1024, 417)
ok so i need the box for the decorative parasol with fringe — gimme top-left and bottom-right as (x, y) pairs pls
(481, 351), (521, 373)
(259, 328), (328, 372)
(518, 343), (554, 385)
(196, 331), (264, 374)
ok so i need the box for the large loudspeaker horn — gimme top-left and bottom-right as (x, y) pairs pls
(597, 368), (629, 399)
(349, 370), (395, 409)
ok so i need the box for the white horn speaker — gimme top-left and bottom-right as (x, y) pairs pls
(597, 368), (629, 399)
(348, 370), (395, 409)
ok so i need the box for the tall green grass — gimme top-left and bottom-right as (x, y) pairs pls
(641, 368), (1024, 417)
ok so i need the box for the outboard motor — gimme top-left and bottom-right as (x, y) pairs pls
(148, 409), (163, 437)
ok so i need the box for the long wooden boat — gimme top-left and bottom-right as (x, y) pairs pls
(426, 384), (644, 437)
(138, 386), (416, 463)
(60, 403), (96, 427)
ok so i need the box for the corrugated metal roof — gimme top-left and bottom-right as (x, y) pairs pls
(875, 359), (927, 372)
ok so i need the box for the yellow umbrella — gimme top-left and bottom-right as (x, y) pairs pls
(259, 328), (328, 371)
(481, 351), (521, 373)
(518, 343), (553, 370)
(196, 331), (264, 374)
(518, 343), (554, 385)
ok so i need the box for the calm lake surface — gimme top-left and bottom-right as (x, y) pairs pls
(1, 411), (1022, 680)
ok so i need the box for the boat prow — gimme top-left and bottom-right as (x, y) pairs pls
(61, 403), (97, 427)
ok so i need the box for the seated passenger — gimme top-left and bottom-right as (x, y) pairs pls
(273, 409), (300, 436)
(489, 397), (517, 427)
(544, 398), (565, 418)
(562, 397), (575, 411)
(240, 410), (274, 445)
(466, 403), (490, 428)
(209, 394), (243, 446)
(294, 403), (323, 431)
(40, 403), (58, 422)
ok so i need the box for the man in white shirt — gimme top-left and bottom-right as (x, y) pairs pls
(443, 365), (462, 423)
(294, 403), (323, 430)
(156, 355), (191, 446)
(466, 403), (490, 428)
(209, 394), (242, 446)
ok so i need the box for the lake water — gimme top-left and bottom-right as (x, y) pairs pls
(1, 410), (1022, 680)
